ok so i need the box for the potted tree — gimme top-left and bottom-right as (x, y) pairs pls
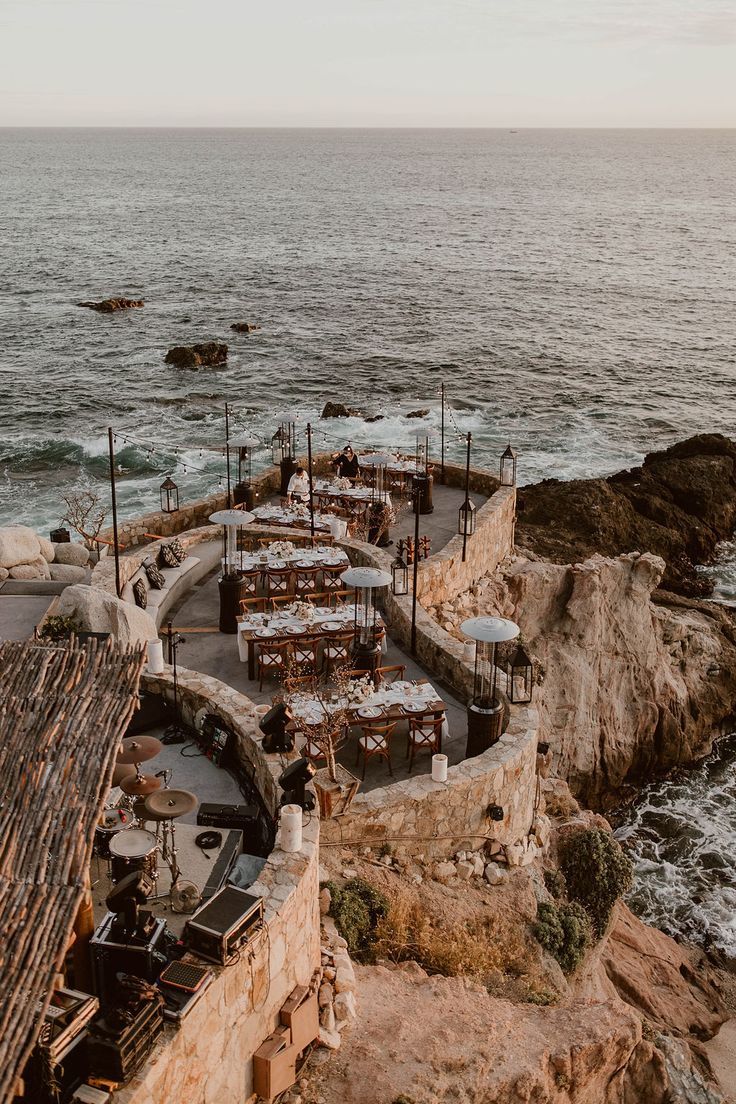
(59, 486), (108, 562)
(281, 662), (365, 818)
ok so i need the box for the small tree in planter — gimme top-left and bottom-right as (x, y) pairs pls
(281, 661), (371, 818)
(59, 486), (107, 553)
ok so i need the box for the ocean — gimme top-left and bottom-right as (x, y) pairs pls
(2, 127), (736, 952)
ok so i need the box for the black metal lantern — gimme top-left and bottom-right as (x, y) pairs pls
(159, 476), (179, 514)
(458, 497), (477, 537)
(271, 427), (285, 465)
(500, 443), (517, 487)
(507, 643), (533, 703)
(391, 554), (409, 596)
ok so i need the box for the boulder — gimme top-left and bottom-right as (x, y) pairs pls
(78, 298), (144, 312)
(0, 525), (41, 569)
(49, 564), (88, 584)
(10, 561), (48, 580)
(455, 860), (475, 881)
(56, 584), (157, 647)
(364, 414), (385, 423)
(321, 401), (361, 419)
(38, 537), (55, 562)
(406, 408), (430, 419)
(164, 342), (228, 368)
(334, 990), (357, 1025)
(230, 322), (261, 333)
(0, 567), (8, 582)
(433, 860), (457, 883)
(484, 862), (508, 886)
(53, 542), (90, 567)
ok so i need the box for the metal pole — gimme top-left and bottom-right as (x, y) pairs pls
(462, 431), (471, 563)
(225, 403), (232, 508)
(440, 381), (446, 484)
(107, 427), (121, 598)
(411, 482), (421, 656)
(307, 421), (315, 546)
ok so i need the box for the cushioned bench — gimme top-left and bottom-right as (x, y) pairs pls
(122, 556), (201, 628)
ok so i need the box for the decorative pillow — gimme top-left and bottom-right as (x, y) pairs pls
(145, 561), (166, 589)
(159, 540), (184, 568)
(169, 538), (185, 562)
(132, 578), (148, 609)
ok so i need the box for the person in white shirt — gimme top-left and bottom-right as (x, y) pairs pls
(286, 466), (310, 504)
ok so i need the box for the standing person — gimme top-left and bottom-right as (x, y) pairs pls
(286, 465), (310, 504)
(331, 445), (360, 483)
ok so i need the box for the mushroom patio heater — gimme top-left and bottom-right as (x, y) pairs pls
(341, 566), (392, 673)
(500, 443), (517, 487)
(159, 476), (179, 514)
(228, 434), (261, 511)
(367, 454), (392, 547)
(209, 508), (255, 634)
(507, 642), (533, 704)
(413, 430), (435, 515)
(461, 615), (520, 757)
(272, 413), (299, 496)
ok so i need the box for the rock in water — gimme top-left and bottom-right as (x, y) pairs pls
(321, 401), (361, 419)
(230, 322), (261, 333)
(78, 298), (144, 312)
(406, 408), (430, 419)
(164, 342), (228, 368)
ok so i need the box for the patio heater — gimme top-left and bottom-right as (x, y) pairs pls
(159, 476), (179, 514)
(228, 434), (261, 511)
(340, 566), (392, 673)
(272, 413), (299, 496)
(367, 454), (392, 547)
(461, 615), (519, 757)
(500, 443), (518, 487)
(413, 429), (435, 515)
(209, 508), (255, 634)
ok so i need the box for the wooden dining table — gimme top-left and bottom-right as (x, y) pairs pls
(237, 604), (381, 681)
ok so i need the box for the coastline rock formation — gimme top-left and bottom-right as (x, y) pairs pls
(321, 401), (362, 419)
(0, 525), (93, 582)
(78, 297), (144, 312)
(164, 342), (228, 368)
(435, 550), (736, 802)
(516, 434), (736, 597)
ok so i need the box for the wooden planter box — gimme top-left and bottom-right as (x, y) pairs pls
(312, 764), (360, 819)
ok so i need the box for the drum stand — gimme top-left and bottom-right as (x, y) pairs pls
(162, 624), (188, 745)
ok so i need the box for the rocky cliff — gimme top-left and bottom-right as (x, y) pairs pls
(431, 551), (736, 803)
(516, 434), (736, 597)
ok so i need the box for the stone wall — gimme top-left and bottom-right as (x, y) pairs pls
(415, 484), (516, 607)
(319, 705), (539, 860)
(119, 668), (321, 1104)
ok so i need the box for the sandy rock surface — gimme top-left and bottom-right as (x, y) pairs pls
(57, 583), (157, 646)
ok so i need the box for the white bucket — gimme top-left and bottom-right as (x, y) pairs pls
(432, 753), (448, 783)
(280, 804), (303, 852)
(147, 638), (164, 674)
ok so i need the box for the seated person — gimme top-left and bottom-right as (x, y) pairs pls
(286, 466), (310, 504)
(331, 445), (360, 483)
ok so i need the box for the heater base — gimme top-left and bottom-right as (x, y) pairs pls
(465, 700), (504, 758)
(233, 482), (255, 511)
(218, 575), (251, 634)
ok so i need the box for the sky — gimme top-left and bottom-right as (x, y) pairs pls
(0, 0), (734, 127)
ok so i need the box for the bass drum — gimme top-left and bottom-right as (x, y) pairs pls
(109, 829), (158, 883)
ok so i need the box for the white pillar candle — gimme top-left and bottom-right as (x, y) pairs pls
(463, 641), (475, 663)
(432, 754), (448, 783)
(147, 638), (164, 674)
(280, 804), (303, 852)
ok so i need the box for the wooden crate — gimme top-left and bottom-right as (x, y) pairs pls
(279, 985), (319, 1053)
(252, 1025), (298, 1101)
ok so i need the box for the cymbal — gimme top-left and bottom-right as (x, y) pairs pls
(117, 736), (162, 765)
(112, 762), (136, 787)
(120, 773), (163, 797)
(144, 789), (198, 820)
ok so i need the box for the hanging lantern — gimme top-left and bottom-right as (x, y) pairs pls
(391, 554), (409, 596)
(508, 643), (533, 703)
(159, 476), (179, 514)
(271, 427), (284, 466)
(500, 443), (517, 487)
(458, 496), (477, 537)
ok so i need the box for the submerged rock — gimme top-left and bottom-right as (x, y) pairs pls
(164, 342), (228, 368)
(405, 408), (430, 419)
(78, 298), (144, 312)
(321, 401), (361, 419)
(230, 321), (261, 333)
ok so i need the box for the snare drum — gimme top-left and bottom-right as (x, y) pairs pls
(109, 829), (158, 883)
(95, 808), (132, 860)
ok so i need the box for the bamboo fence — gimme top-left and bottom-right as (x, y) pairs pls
(0, 638), (146, 1104)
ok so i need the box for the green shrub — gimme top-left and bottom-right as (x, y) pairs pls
(533, 900), (591, 974)
(543, 868), (566, 899)
(327, 877), (389, 958)
(559, 828), (633, 937)
(38, 615), (81, 642)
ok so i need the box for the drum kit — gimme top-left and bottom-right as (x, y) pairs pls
(95, 735), (199, 906)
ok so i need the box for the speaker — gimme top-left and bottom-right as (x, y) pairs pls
(260, 702), (293, 752)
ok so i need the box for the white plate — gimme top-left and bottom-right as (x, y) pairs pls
(403, 701), (427, 713)
(270, 560), (287, 569)
(286, 624), (305, 634)
(323, 559), (343, 567)
(255, 627), (276, 638)
(295, 560), (313, 568)
(357, 706), (383, 719)
(323, 621), (343, 631)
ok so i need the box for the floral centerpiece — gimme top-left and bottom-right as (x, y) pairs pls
(345, 674), (374, 707)
(334, 476), (352, 491)
(286, 600), (314, 621)
(268, 539), (295, 557)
